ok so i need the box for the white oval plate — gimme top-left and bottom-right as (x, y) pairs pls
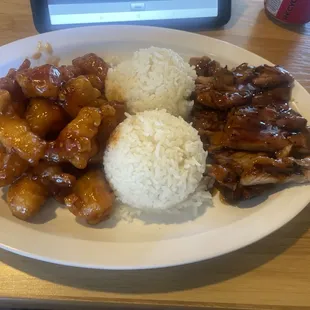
(1, 26), (310, 270)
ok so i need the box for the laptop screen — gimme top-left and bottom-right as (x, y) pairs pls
(48, 0), (219, 25)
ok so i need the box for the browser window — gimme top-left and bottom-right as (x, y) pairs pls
(48, 0), (219, 25)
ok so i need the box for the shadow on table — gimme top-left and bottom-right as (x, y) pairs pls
(1, 205), (309, 294)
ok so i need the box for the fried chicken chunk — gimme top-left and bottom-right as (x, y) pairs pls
(45, 107), (102, 169)
(58, 65), (82, 82)
(0, 144), (28, 187)
(7, 175), (49, 220)
(25, 98), (67, 137)
(0, 70), (28, 117)
(64, 170), (114, 225)
(72, 53), (109, 86)
(0, 90), (14, 115)
(16, 64), (62, 98)
(58, 76), (101, 118)
(0, 115), (46, 165)
(98, 101), (125, 144)
(32, 161), (76, 203)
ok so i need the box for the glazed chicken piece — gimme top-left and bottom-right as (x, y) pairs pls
(7, 175), (49, 220)
(232, 63), (256, 85)
(25, 98), (67, 138)
(0, 115), (46, 165)
(72, 53), (109, 90)
(216, 183), (272, 204)
(219, 125), (308, 153)
(212, 151), (310, 187)
(16, 64), (62, 98)
(241, 168), (310, 186)
(191, 57), (310, 202)
(209, 164), (239, 190)
(210, 151), (310, 203)
(58, 76), (102, 118)
(251, 89), (292, 107)
(192, 61), (255, 110)
(45, 107), (102, 169)
(196, 88), (253, 110)
(253, 65), (294, 88)
(196, 68), (235, 92)
(191, 108), (227, 135)
(31, 161), (76, 203)
(64, 170), (115, 225)
(231, 105), (307, 132)
(213, 105), (310, 153)
(190, 56), (221, 77)
(0, 144), (28, 187)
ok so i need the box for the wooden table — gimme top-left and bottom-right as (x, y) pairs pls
(1, 0), (310, 309)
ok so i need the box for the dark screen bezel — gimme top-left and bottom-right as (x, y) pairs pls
(30, 0), (231, 33)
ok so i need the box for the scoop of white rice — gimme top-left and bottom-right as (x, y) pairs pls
(103, 110), (207, 210)
(105, 47), (197, 119)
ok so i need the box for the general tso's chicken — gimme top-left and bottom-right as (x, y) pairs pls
(72, 53), (109, 89)
(58, 76), (101, 118)
(17, 59), (31, 71)
(88, 102), (124, 165)
(0, 115), (46, 165)
(98, 101), (125, 145)
(45, 107), (102, 169)
(64, 170), (114, 225)
(32, 161), (76, 203)
(85, 74), (105, 91)
(25, 98), (67, 138)
(0, 75), (23, 98)
(0, 88), (29, 118)
(58, 65), (82, 82)
(7, 175), (49, 220)
(0, 144), (28, 187)
(0, 70), (28, 117)
(0, 90), (14, 115)
(16, 64), (62, 98)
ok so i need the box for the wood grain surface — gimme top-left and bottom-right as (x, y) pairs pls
(1, 0), (310, 309)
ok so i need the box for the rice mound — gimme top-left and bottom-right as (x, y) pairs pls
(105, 47), (197, 119)
(103, 110), (207, 210)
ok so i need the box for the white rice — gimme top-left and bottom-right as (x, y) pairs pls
(112, 177), (214, 223)
(103, 109), (209, 211)
(105, 47), (197, 119)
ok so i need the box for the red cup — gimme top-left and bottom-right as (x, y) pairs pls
(265, 0), (310, 25)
